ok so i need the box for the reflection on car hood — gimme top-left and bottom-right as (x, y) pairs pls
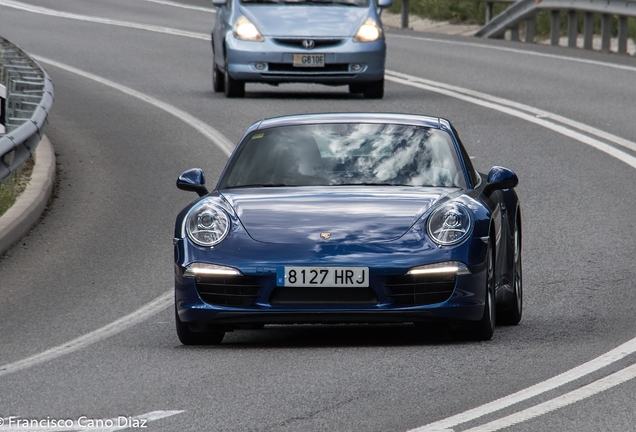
(241, 5), (370, 37)
(221, 186), (450, 244)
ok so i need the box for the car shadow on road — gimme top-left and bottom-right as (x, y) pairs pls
(188, 324), (482, 349)
(244, 90), (364, 100)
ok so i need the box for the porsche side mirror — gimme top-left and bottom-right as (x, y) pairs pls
(484, 166), (518, 196)
(212, 0), (227, 6)
(177, 168), (209, 197)
(377, 0), (392, 8)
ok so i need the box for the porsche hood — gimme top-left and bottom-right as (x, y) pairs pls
(221, 187), (448, 244)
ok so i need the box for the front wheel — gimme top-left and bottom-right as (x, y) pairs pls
(212, 62), (224, 93)
(175, 305), (224, 345)
(362, 79), (384, 99)
(498, 220), (523, 325)
(224, 60), (245, 98)
(471, 241), (496, 341)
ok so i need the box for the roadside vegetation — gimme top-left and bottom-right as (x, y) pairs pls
(0, 157), (33, 217)
(389, 0), (636, 40)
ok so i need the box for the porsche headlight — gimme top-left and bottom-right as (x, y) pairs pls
(427, 203), (473, 246)
(354, 19), (382, 42)
(185, 200), (230, 247)
(233, 16), (264, 42)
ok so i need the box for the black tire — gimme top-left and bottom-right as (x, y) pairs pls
(498, 220), (523, 325)
(362, 79), (384, 99)
(471, 241), (496, 341)
(349, 83), (364, 94)
(224, 58), (245, 98)
(212, 62), (224, 93)
(175, 305), (224, 345)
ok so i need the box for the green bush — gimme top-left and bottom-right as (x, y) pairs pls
(0, 158), (33, 217)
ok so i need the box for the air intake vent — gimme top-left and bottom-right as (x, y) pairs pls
(195, 276), (261, 307)
(385, 274), (456, 306)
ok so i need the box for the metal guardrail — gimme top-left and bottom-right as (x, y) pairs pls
(475, 0), (636, 54)
(0, 37), (54, 181)
(396, 0), (634, 55)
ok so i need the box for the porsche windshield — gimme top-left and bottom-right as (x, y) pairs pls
(220, 123), (467, 189)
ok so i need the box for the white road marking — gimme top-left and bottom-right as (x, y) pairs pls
(0, 52), (234, 377)
(407, 340), (636, 431)
(388, 34), (636, 73)
(139, 0), (216, 13)
(0, 410), (184, 431)
(462, 363), (636, 432)
(386, 70), (636, 155)
(0, 292), (172, 378)
(5, 4), (636, 430)
(33, 56), (234, 156)
(0, 0), (210, 40)
(385, 71), (636, 170)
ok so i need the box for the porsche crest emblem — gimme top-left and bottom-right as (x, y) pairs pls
(320, 232), (331, 240)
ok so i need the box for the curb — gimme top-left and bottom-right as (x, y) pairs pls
(0, 136), (56, 257)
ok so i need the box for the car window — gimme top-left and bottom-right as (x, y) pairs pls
(220, 123), (467, 189)
(451, 125), (480, 188)
(240, 0), (369, 6)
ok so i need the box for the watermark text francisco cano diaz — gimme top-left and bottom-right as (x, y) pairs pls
(0, 415), (148, 429)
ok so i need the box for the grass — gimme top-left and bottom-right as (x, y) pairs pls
(388, 0), (636, 39)
(0, 157), (34, 217)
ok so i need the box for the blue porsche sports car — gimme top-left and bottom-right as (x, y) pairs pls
(174, 113), (522, 344)
(210, 0), (391, 98)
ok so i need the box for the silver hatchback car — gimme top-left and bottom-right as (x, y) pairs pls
(211, 0), (392, 98)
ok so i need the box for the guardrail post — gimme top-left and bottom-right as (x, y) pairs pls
(583, 12), (594, 50)
(550, 10), (561, 46)
(601, 14), (612, 52)
(401, 0), (409, 29)
(525, 14), (536, 43)
(567, 10), (578, 48)
(510, 23), (520, 41)
(617, 16), (628, 54)
(486, 2), (494, 24)
(0, 83), (6, 135)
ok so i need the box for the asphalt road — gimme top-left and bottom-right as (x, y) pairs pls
(0, 1), (635, 431)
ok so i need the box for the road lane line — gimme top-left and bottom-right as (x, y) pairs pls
(0, 54), (235, 378)
(0, 0), (210, 40)
(462, 363), (636, 432)
(385, 72), (636, 170)
(407, 342), (636, 431)
(33, 56), (234, 156)
(139, 0), (216, 13)
(386, 70), (636, 155)
(0, 292), (172, 378)
(388, 34), (636, 73)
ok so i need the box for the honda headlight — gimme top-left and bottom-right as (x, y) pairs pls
(427, 203), (473, 246)
(233, 16), (264, 42)
(185, 200), (230, 247)
(354, 19), (382, 42)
